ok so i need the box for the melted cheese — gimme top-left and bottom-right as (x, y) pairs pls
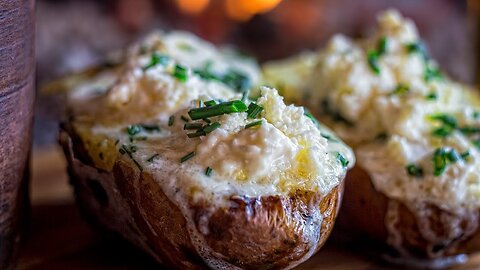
(67, 31), (354, 201)
(263, 10), (480, 213)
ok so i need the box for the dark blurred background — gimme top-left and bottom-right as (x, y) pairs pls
(35, 0), (480, 147)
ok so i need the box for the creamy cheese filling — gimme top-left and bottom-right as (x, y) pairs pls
(263, 10), (480, 212)
(67, 31), (354, 202)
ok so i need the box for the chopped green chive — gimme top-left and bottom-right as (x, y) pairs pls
(129, 145), (137, 153)
(376, 133), (388, 141)
(181, 115), (190, 122)
(205, 166), (213, 177)
(473, 139), (480, 150)
(432, 127), (453, 137)
(377, 37), (388, 56)
(424, 64), (443, 82)
(114, 139), (120, 146)
(147, 154), (159, 162)
(184, 122), (204, 130)
(188, 100), (248, 120)
(203, 122), (221, 133)
(204, 100), (217, 107)
(426, 92), (437, 100)
(119, 148), (126, 155)
(429, 114), (457, 137)
(367, 50), (380, 75)
(406, 41), (428, 59)
(432, 148), (460, 176)
(180, 151), (195, 163)
(203, 118), (211, 124)
(187, 131), (206, 138)
(173, 64), (188, 82)
(391, 84), (410, 95)
(222, 70), (251, 92)
(459, 126), (480, 135)
(168, 115), (175, 126)
(406, 164), (423, 177)
(336, 152), (349, 168)
(461, 151), (471, 160)
(245, 120), (262, 129)
(121, 144), (143, 171)
(246, 103), (264, 119)
(143, 53), (170, 70)
(473, 111), (480, 119)
(140, 124), (160, 132)
(127, 125), (142, 136)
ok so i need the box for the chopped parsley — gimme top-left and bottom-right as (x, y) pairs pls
(406, 164), (423, 177)
(367, 50), (381, 75)
(246, 103), (263, 119)
(336, 152), (349, 168)
(180, 151), (195, 163)
(245, 120), (262, 129)
(173, 64), (188, 82)
(205, 166), (213, 177)
(143, 53), (170, 70)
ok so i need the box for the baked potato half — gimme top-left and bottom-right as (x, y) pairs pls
(263, 10), (480, 267)
(59, 31), (354, 269)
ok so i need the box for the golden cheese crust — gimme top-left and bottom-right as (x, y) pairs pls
(60, 126), (344, 269)
(338, 165), (480, 261)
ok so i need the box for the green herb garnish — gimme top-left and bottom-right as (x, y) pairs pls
(432, 148), (460, 176)
(245, 120), (262, 129)
(222, 70), (251, 92)
(377, 37), (388, 56)
(173, 64), (188, 82)
(391, 84), (410, 95)
(187, 131), (206, 138)
(180, 151), (195, 163)
(203, 118), (211, 124)
(426, 92), (437, 100)
(147, 154), (159, 162)
(127, 125), (142, 136)
(188, 100), (248, 120)
(205, 166), (213, 177)
(424, 64), (443, 82)
(473, 139), (480, 150)
(406, 164), (423, 177)
(246, 103), (263, 119)
(143, 53), (170, 70)
(121, 144), (143, 171)
(336, 152), (349, 168)
(168, 115), (175, 126)
(461, 151), (470, 160)
(406, 41), (428, 59)
(367, 50), (381, 75)
(181, 115), (190, 122)
(205, 100), (217, 107)
(140, 124), (160, 132)
(184, 123), (204, 130)
(459, 126), (480, 135)
(430, 114), (457, 137)
(203, 122), (221, 133)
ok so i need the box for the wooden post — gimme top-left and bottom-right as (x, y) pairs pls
(0, 0), (35, 269)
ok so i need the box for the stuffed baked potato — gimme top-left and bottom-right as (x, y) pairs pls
(59, 32), (354, 269)
(264, 10), (480, 267)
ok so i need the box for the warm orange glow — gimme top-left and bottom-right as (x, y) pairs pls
(226, 0), (283, 21)
(175, 0), (210, 15)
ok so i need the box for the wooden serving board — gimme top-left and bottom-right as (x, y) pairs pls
(16, 147), (480, 269)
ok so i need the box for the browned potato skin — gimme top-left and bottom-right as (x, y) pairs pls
(59, 126), (344, 269)
(338, 165), (480, 260)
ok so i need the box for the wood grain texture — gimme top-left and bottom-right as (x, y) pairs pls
(0, 0), (35, 269)
(17, 147), (480, 269)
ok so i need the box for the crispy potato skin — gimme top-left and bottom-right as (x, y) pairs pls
(59, 127), (344, 269)
(339, 165), (480, 260)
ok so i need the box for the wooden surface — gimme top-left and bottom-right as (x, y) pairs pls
(16, 147), (480, 269)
